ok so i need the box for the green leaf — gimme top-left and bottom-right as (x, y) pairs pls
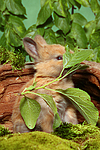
(56, 36), (65, 46)
(66, 36), (75, 50)
(61, 0), (70, 15)
(0, 0), (6, 11)
(69, 0), (81, 9)
(5, 25), (22, 47)
(35, 93), (57, 115)
(23, 91), (57, 115)
(36, 1), (52, 26)
(20, 97), (41, 129)
(71, 22), (87, 48)
(22, 91), (61, 129)
(75, 0), (90, 7)
(6, 0), (26, 15)
(90, 0), (100, 13)
(44, 28), (57, 44)
(53, 113), (62, 129)
(0, 33), (6, 47)
(53, 0), (66, 17)
(4, 15), (26, 47)
(24, 82), (37, 92)
(0, 12), (6, 27)
(96, 12), (100, 30)
(94, 46), (100, 63)
(53, 12), (70, 34)
(71, 13), (87, 26)
(63, 48), (92, 68)
(26, 25), (44, 39)
(40, 0), (47, 7)
(84, 21), (96, 40)
(56, 88), (99, 125)
(8, 16), (26, 37)
(89, 30), (100, 49)
(86, 46), (100, 62)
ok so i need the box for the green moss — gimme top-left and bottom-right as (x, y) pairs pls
(0, 125), (11, 136)
(53, 123), (100, 142)
(0, 131), (80, 150)
(0, 123), (100, 150)
(83, 134), (100, 150)
(0, 46), (25, 70)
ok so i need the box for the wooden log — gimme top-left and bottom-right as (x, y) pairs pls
(0, 61), (100, 132)
(0, 64), (35, 132)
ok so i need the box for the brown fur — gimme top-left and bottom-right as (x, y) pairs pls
(12, 35), (78, 133)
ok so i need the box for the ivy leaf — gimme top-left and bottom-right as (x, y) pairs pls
(6, 0), (26, 15)
(56, 88), (99, 125)
(75, 0), (90, 7)
(20, 97), (41, 129)
(53, 12), (70, 34)
(36, 1), (52, 26)
(71, 13), (87, 26)
(63, 48), (92, 68)
(71, 22), (87, 48)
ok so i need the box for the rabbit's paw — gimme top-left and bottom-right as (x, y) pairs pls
(13, 120), (30, 133)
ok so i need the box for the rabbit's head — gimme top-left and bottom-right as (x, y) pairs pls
(23, 35), (66, 78)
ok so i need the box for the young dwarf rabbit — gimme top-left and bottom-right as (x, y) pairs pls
(12, 35), (78, 133)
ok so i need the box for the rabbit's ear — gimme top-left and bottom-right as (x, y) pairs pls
(34, 35), (47, 46)
(23, 37), (39, 62)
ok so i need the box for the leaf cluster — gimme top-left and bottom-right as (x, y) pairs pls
(25, 0), (100, 63)
(0, 0), (27, 69)
(1, 0), (100, 68)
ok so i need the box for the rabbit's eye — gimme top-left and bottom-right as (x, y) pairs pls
(56, 56), (63, 60)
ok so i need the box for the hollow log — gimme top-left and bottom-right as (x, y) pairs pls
(0, 61), (100, 132)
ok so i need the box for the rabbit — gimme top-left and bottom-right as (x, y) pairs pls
(12, 35), (78, 133)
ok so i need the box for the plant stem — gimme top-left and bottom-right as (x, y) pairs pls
(34, 68), (65, 90)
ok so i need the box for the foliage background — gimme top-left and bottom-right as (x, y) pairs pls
(22, 0), (94, 29)
(0, 0), (100, 69)
(0, 0), (95, 38)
